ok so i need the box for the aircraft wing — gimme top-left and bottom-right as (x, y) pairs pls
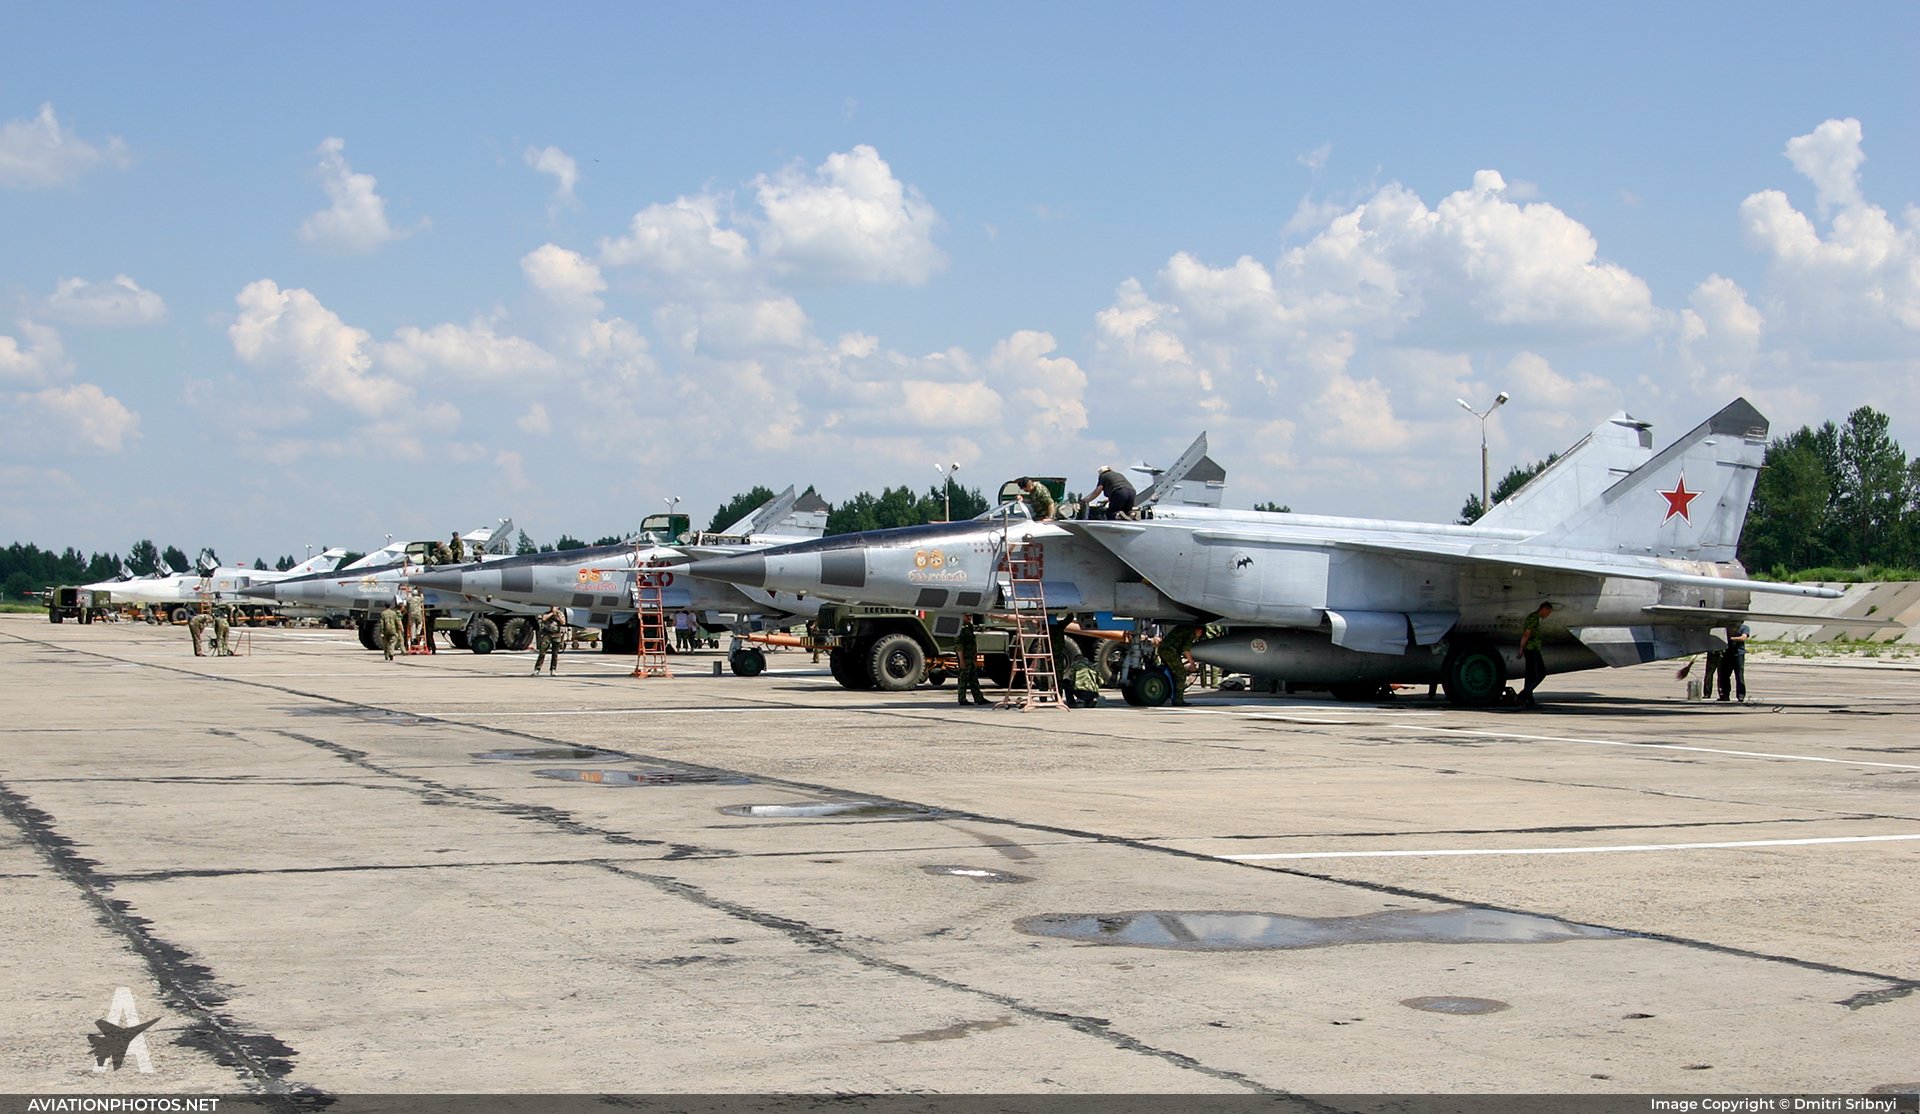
(1329, 538), (1844, 600)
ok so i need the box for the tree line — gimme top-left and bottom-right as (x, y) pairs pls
(1, 541), (304, 603)
(1457, 404), (1919, 578)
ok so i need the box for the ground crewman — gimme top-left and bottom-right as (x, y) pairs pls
(1158, 622), (1200, 706)
(1518, 602), (1552, 707)
(1018, 477), (1056, 522)
(405, 588), (429, 652)
(450, 532), (465, 563)
(955, 614), (988, 706)
(187, 606), (210, 656)
(378, 601), (404, 661)
(1088, 465), (1137, 519)
(534, 605), (566, 676)
(212, 605), (233, 656)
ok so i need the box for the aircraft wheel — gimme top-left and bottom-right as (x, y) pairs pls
(829, 646), (874, 690)
(501, 617), (535, 652)
(1133, 668), (1174, 707)
(1442, 639), (1506, 706)
(357, 620), (380, 651)
(468, 617), (499, 655)
(729, 647), (766, 676)
(868, 633), (926, 692)
(1120, 677), (1146, 706)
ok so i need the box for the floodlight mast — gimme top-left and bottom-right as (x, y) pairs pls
(1456, 391), (1510, 514)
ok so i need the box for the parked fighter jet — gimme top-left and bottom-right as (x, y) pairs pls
(107, 548), (349, 621)
(1077, 398), (1835, 703)
(404, 487), (826, 666)
(240, 519), (523, 651)
(690, 402), (1837, 705)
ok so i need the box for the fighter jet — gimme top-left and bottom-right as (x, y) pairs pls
(404, 487), (826, 663)
(107, 548), (349, 621)
(240, 519), (525, 651)
(1070, 398), (1837, 704)
(689, 402), (1836, 705)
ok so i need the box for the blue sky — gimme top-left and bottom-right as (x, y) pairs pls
(4, 3), (1917, 562)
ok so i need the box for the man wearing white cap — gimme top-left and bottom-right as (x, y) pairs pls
(1088, 465), (1137, 520)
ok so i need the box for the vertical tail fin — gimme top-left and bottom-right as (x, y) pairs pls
(1477, 412), (1654, 533)
(1530, 398), (1769, 561)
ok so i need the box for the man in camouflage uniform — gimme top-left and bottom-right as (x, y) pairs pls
(1018, 477), (1056, 522)
(187, 606), (210, 656)
(449, 532), (465, 564)
(404, 588), (429, 653)
(533, 605), (566, 676)
(1158, 622), (1200, 706)
(378, 601), (404, 661)
(212, 605), (234, 656)
(954, 614), (988, 706)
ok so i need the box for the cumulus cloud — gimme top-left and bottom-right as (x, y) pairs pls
(1737, 118), (1920, 352)
(25, 382), (140, 451)
(521, 243), (606, 313)
(382, 319), (560, 383)
(754, 145), (945, 284)
(525, 144), (579, 213)
(600, 195), (752, 280)
(516, 403), (551, 436)
(229, 279), (407, 415)
(297, 138), (413, 254)
(44, 275), (167, 327)
(0, 320), (71, 386)
(0, 103), (131, 189)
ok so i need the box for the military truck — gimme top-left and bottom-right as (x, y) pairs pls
(809, 603), (1124, 693)
(45, 586), (110, 624)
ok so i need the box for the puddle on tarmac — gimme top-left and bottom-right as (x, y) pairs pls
(921, 865), (1031, 884)
(722, 801), (937, 820)
(1401, 996), (1511, 1015)
(1014, 908), (1620, 950)
(536, 769), (752, 787)
(474, 748), (609, 761)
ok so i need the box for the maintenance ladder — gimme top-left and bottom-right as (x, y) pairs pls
(631, 555), (673, 678)
(998, 532), (1065, 711)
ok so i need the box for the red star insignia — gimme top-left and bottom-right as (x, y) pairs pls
(1659, 474), (1699, 522)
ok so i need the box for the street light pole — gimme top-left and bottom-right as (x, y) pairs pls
(1456, 391), (1510, 514)
(935, 462), (960, 522)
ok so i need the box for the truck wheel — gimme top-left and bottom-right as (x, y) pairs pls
(469, 617), (499, 655)
(1330, 682), (1387, 702)
(357, 620), (380, 651)
(170, 606), (190, 624)
(828, 647), (873, 690)
(729, 646), (767, 676)
(981, 653), (1016, 689)
(926, 671), (949, 688)
(501, 617), (535, 651)
(1095, 642), (1124, 687)
(447, 628), (470, 650)
(868, 633), (926, 692)
(1442, 639), (1506, 706)
(49, 610), (62, 623)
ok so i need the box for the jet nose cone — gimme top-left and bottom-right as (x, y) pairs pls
(406, 568), (466, 592)
(687, 554), (768, 588)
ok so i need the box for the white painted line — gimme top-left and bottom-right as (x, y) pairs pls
(411, 707), (771, 717)
(1224, 833), (1920, 861)
(1401, 725), (1920, 771)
